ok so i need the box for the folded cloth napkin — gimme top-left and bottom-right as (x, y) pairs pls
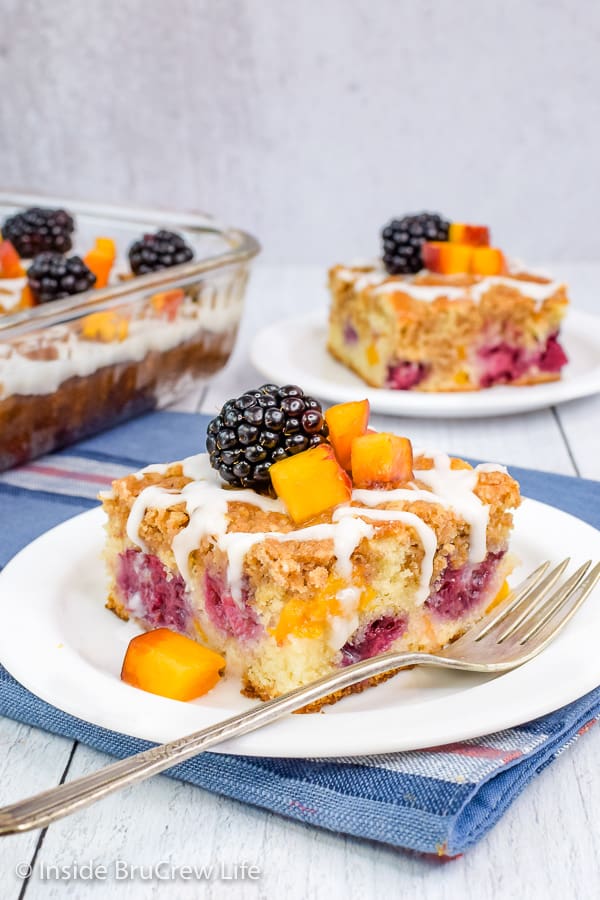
(0, 411), (598, 857)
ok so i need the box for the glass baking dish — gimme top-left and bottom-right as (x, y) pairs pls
(0, 193), (260, 471)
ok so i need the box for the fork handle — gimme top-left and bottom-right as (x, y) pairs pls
(0, 649), (432, 836)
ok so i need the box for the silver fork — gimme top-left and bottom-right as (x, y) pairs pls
(1, 558), (598, 836)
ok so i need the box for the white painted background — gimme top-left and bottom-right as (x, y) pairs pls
(2, 0), (599, 263)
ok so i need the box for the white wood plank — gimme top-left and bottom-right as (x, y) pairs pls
(549, 263), (600, 480)
(555, 396), (600, 480)
(0, 722), (75, 899)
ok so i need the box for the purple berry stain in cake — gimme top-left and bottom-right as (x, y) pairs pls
(425, 551), (504, 620)
(477, 344), (529, 387)
(204, 573), (264, 642)
(386, 361), (428, 390)
(340, 615), (408, 666)
(343, 322), (359, 345)
(538, 333), (568, 373)
(477, 333), (567, 387)
(116, 549), (192, 633)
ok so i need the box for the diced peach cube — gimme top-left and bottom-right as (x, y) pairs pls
(0, 240), (25, 278)
(84, 237), (117, 289)
(18, 284), (36, 309)
(449, 223), (490, 247)
(272, 576), (345, 644)
(94, 237), (117, 260)
(121, 628), (226, 701)
(470, 246), (505, 276)
(325, 399), (370, 470)
(351, 432), (413, 488)
(81, 310), (129, 342)
(270, 443), (352, 523)
(151, 289), (185, 321)
(422, 241), (473, 275)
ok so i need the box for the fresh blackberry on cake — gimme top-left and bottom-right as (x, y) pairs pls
(27, 252), (96, 304)
(2, 207), (75, 257)
(206, 384), (329, 491)
(382, 212), (450, 275)
(128, 230), (194, 276)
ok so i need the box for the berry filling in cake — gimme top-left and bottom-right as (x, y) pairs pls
(116, 549), (192, 633)
(104, 387), (521, 706)
(340, 616), (408, 666)
(328, 212), (569, 392)
(425, 551), (504, 620)
(204, 573), (264, 642)
(386, 361), (429, 390)
(477, 333), (568, 388)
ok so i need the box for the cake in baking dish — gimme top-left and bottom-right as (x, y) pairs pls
(102, 386), (520, 705)
(327, 212), (569, 392)
(0, 204), (245, 471)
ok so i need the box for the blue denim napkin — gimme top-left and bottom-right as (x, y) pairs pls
(0, 411), (598, 856)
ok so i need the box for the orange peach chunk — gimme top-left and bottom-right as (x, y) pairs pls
(18, 284), (36, 309)
(121, 628), (226, 701)
(448, 223), (490, 247)
(272, 576), (346, 644)
(81, 310), (129, 342)
(0, 240), (25, 278)
(325, 399), (370, 470)
(351, 432), (413, 488)
(470, 246), (505, 276)
(269, 443), (352, 524)
(84, 237), (117, 288)
(422, 241), (473, 275)
(151, 288), (185, 321)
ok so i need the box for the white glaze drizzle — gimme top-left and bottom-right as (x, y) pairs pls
(0, 295), (240, 400)
(336, 265), (563, 305)
(352, 486), (450, 508)
(328, 586), (361, 650)
(413, 454), (489, 562)
(333, 506), (437, 604)
(475, 462), (508, 474)
(123, 451), (498, 642)
(469, 276), (563, 303)
(0, 276), (27, 310)
(126, 486), (183, 552)
(374, 282), (467, 301)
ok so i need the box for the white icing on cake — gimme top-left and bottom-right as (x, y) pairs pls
(336, 264), (563, 305)
(413, 455), (489, 563)
(469, 276), (561, 303)
(334, 506), (436, 604)
(0, 295), (239, 400)
(0, 277), (27, 310)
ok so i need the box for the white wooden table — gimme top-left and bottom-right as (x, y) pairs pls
(1, 264), (599, 899)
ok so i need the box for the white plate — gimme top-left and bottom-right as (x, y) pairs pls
(250, 309), (600, 417)
(0, 502), (599, 757)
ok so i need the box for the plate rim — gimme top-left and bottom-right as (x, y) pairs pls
(249, 308), (600, 418)
(0, 500), (599, 757)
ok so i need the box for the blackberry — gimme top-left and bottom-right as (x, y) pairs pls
(381, 212), (450, 275)
(206, 384), (329, 491)
(27, 252), (96, 304)
(128, 229), (194, 275)
(2, 207), (74, 257)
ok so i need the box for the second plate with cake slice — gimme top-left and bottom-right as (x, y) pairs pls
(250, 308), (600, 417)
